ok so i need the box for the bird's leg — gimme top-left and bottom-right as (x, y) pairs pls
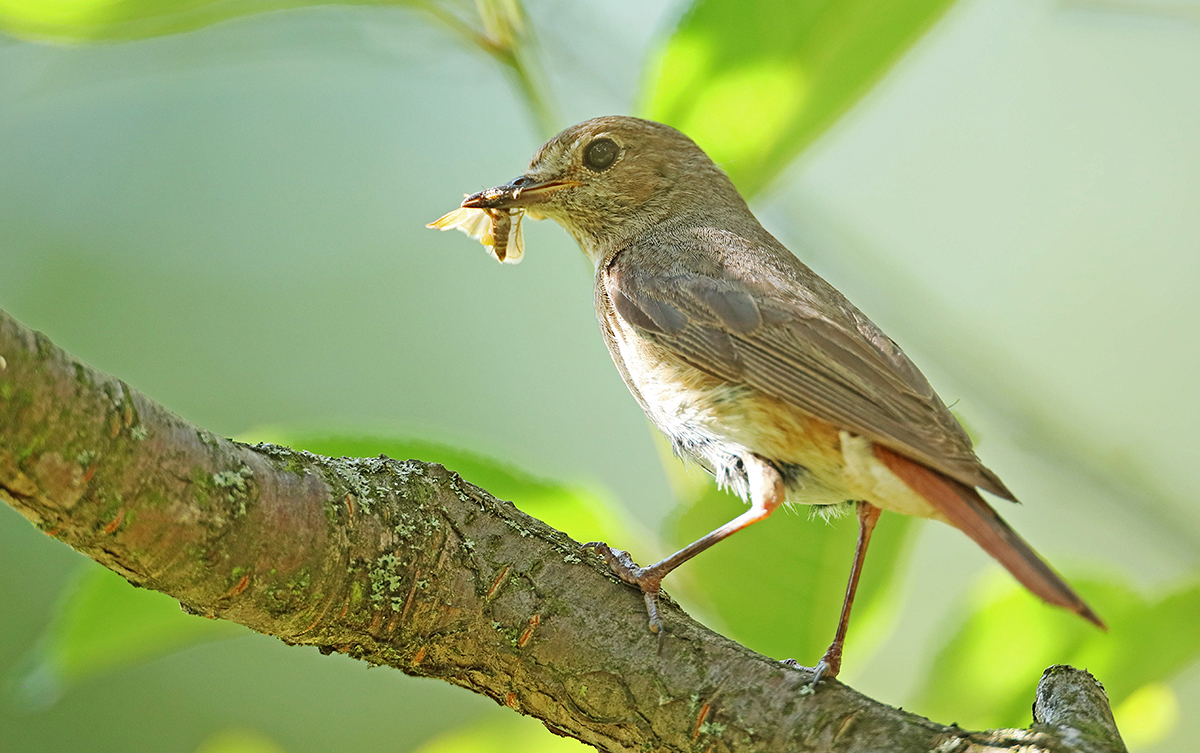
(584, 458), (784, 633)
(811, 500), (882, 687)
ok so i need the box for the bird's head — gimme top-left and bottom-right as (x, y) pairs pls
(462, 116), (744, 263)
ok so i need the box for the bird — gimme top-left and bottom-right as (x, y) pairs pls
(452, 115), (1104, 684)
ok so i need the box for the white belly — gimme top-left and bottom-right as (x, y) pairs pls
(606, 313), (850, 507)
(605, 311), (946, 521)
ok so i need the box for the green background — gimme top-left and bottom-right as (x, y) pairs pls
(1, 0), (1198, 751)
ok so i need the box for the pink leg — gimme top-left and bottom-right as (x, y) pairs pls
(811, 500), (882, 686)
(584, 457), (785, 633)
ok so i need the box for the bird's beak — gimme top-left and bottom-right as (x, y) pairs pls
(461, 176), (580, 210)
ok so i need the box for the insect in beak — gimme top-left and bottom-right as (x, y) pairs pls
(427, 203), (527, 264)
(461, 176), (580, 210)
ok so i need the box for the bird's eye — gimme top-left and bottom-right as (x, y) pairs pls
(583, 138), (619, 172)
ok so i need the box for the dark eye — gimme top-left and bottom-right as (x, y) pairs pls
(583, 138), (619, 171)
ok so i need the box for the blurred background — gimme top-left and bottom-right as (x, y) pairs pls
(1, 0), (1198, 750)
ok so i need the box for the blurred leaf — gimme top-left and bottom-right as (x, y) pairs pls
(24, 563), (241, 705)
(641, 0), (956, 197)
(0, 0), (410, 41)
(1114, 682), (1180, 751)
(196, 729), (289, 753)
(476, 0), (524, 51)
(665, 479), (915, 672)
(246, 430), (636, 547)
(0, 0), (559, 136)
(916, 569), (1200, 734)
(414, 713), (588, 753)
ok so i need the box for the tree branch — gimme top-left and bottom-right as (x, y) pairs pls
(1032, 666), (1127, 753)
(0, 308), (1125, 753)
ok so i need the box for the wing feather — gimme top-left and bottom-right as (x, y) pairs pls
(603, 234), (1013, 499)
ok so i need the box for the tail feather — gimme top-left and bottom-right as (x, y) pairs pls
(874, 445), (1105, 629)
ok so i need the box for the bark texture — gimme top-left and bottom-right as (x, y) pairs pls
(0, 308), (1127, 753)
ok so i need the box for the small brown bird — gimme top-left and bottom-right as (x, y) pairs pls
(455, 115), (1103, 683)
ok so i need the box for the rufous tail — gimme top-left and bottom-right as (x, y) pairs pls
(874, 445), (1105, 629)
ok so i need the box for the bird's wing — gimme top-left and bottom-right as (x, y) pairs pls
(603, 230), (1013, 499)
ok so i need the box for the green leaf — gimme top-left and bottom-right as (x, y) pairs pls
(195, 729), (290, 753)
(1113, 682), (1180, 752)
(23, 563), (241, 704)
(414, 713), (589, 753)
(665, 481), (915, 673)
(916, 570), (1200, 735)
(641, 0), (957, 197)
(0, 0), (407, 42)
(246, 431), (635, 547)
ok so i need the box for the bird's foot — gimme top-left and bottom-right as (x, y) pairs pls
(779, 658), (824, 695)
(809, 644), (843, 690)
(582, 541), (665, 634)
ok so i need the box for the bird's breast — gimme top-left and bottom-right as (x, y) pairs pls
(601, 307), (849, 505)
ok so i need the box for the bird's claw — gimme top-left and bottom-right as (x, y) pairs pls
(809, 659), (832, 689)
(808, 643), (842, 690)
(582, 541), (665, 634)
(581, 541), (661, 590)
(780, 656), (835, 692)
(780, 658), (823, 694)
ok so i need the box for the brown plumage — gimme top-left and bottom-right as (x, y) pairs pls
(457, 115), (1103, 684)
